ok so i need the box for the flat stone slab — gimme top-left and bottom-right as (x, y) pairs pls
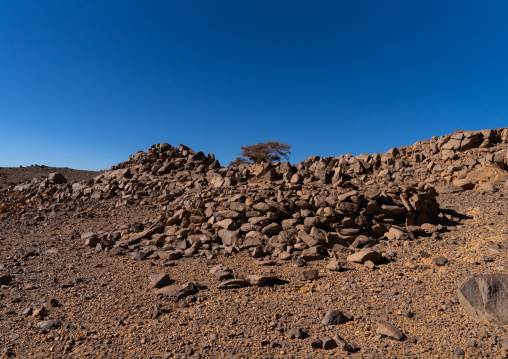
(217, 278), (250, 289)
(155, 282), (197, 298)
(245, 274), (278, 286)
(436, 184), (463, 194)
(347, 248), (384, 264)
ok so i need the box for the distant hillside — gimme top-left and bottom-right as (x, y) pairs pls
(0, 165), (100, 188)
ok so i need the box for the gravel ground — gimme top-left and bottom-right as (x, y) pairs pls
(1, 186), (508, 358)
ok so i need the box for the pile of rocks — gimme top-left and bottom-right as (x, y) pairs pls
(87, 177), (439, 263)
(6, 128), (508, 211)
(3, 128), (508, 262)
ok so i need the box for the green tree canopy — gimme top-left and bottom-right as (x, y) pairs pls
(230, 141), (291, 166)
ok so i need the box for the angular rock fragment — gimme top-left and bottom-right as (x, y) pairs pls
(322, 337), (337, 350)
(81, 232), (99, 247)
(334, 335), (356, 352)
(218, 229), (241, 246)
(478, 182), (497, 194)
(149, 273), (171, 288)
(36, 319), (62, 331)
(296, 269), (319, 281)
(156, 282), (197, 298)
(377, 320), (405, 340)
(292, 256), (306, 267)
(298, 230), (319, 248)
(32, 306), (46, 317)
(310, 338), (323, 349)
(47, 298), (59, 308)
(387, 227), (410, 240)
(364, 260), (376, 269)
(326, 258), (342, 271)
(241, 235), (263, 249)
(453, 178), (475, 190)
(48, 172), (67, 184)
(433, 256), (448, 266)
(245, 274), (278, 286)
(209, 265), (233, 281)
(157, 250), (182, 260)
(216, 218), (236, 230)
(217, 278), (250, 289)
(0, 274), (12, 286)
(436, 184), (463, 194)
(261, 222), (282, 236)
(347, 247), (385, 264)
(301, 246), (327, 260)
(321, 310), (348, 325)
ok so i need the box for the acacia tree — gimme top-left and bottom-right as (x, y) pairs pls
(230, 141), (291, 166)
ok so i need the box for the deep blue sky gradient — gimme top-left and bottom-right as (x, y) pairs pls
(1, 1), (507, 170)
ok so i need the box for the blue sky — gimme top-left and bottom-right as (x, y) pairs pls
(1, 1), (507, 170)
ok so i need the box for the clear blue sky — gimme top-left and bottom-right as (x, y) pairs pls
(1, 1), (507, 170)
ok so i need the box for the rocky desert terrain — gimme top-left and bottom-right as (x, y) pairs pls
(0, 166), (99, 190)
(1, 128), (508, 358)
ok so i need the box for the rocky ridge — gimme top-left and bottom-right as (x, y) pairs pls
(3, 128), (508, 263)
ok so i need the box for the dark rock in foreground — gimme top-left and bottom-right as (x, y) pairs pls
(458, 274), (508, 326)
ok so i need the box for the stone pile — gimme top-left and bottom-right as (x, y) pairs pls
(2, 128), (508, 264)
(89, 176), (439, 264)
(5, 128), (508, 212)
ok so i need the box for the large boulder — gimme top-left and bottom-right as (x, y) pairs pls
(458, 274), (508, 326)
(465, 166), (508, 183)
(48, 172), (67, 184)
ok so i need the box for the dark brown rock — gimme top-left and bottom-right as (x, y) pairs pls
(156, 282), (197, 298)
(149, 273), (171, 288)
(296, 269), (319, 281)
(321, 310), (348, 325)
(458, 274), (508, 326)
(217, 278), (250, 289)
(347, 248), (385, 264)
(377, 320), (405, 340)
